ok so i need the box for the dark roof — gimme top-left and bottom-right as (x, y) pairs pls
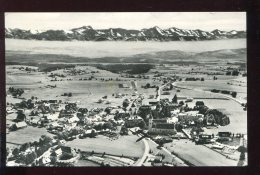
(50, 152), (57, 157)
(60, 146), (72, 153)
(153, 123), (175, 129)
(152, 119), (168, 123)
(206, 108), (230, 116)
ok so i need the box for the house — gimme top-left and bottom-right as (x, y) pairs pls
(154, 155), (163, 163)
(110, 108), (124, 114)
(148, 118), (175, 135)
(142, 99), (158, 106)
(9, 121), (27, 131)
(116, 112), (130, 119)
(218, 132), (232, 138)
(44, 113), (59, 121)
(39, 156), (51, 165)
(148, 95), (155, 99)
(185, 97), (193, 102)
(83, 129), (97, 137)
(49, 100), (58, 104)
(16, 121), (27, 128)
(30, 118), (40, 126)
(48, 122), (63, 130)
(115, 119), (124, 126)
(14, 111), (26, 122)
(6, 106), (16, 114)
(217, 132), (232, 142)
(195, 134), (214, 144)
(211, 143), (225, 150)
(168, 117), (178, 124)
(17, 109), (25, 113)
(67, 116), (80, 123)
(178, 111), (204, 125)
(59, 110), (75, 118)
(170, 109), (180, 117)
(78, 108), (88, 114)
(50, 103), (60, 112)
(118, 83), (129, 88)
(104, 115), (115, 121)
(84, 117), (93, 125)
(88, 114), (102, 122)
(125, 116), (143, 128)
(54, 146), (75, 159)
(149, 100), (159, 105)
(115, 93), (123, 98)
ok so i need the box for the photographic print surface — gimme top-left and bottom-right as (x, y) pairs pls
(5, 12), (247, 167)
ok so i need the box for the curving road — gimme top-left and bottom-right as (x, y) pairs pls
(134, 135), (150, 166)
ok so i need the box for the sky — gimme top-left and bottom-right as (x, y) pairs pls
(5, 12), (246, 31)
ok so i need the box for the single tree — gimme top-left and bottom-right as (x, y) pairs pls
(172, 94), (178, 103)
(122, 99), (130, 109)
(231, 91), (237, 98)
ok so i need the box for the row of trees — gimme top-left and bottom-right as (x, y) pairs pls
(62, 92), (73, 97)
(95, 64), (154, 74)
(185, 77), (204, 81)
(211, 89), (237, 98)
(226, 70), (240, 76)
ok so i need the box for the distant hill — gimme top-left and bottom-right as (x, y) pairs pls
(6, 48), (246, 64)
(5, 26), (246, 41)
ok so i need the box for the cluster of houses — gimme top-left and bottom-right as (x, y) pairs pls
(6, 77), (237, 166)
(7, 83), (231, 139)
(7, 97), (141, 136)
(6, 133), (79, 166)
(135, 89), (231, 139)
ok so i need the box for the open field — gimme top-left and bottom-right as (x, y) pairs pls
(164, 140), (237, 166)
(175, 78), (247, 100)
(6, 65), (161, 109)
(65, 135), (145, 158)
(6, 126), (54, 145)
(176, 79), (246, 92)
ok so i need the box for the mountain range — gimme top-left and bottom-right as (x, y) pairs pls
(5, 26), (246, 41)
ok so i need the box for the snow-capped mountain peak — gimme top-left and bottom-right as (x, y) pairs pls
(5, 26), (246, 41)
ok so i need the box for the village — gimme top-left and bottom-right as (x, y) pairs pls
(5, 64), (247, 167)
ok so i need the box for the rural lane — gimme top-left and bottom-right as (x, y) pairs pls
(134, 135), (150, 166)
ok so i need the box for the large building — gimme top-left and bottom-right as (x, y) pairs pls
(148, 118), (175, 135)
(178, 111), (204, 124)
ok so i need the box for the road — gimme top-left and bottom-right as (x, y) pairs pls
(134, 134), (150, 166)
(133, 82), (188, 166)
(147, 138), (188, 166)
